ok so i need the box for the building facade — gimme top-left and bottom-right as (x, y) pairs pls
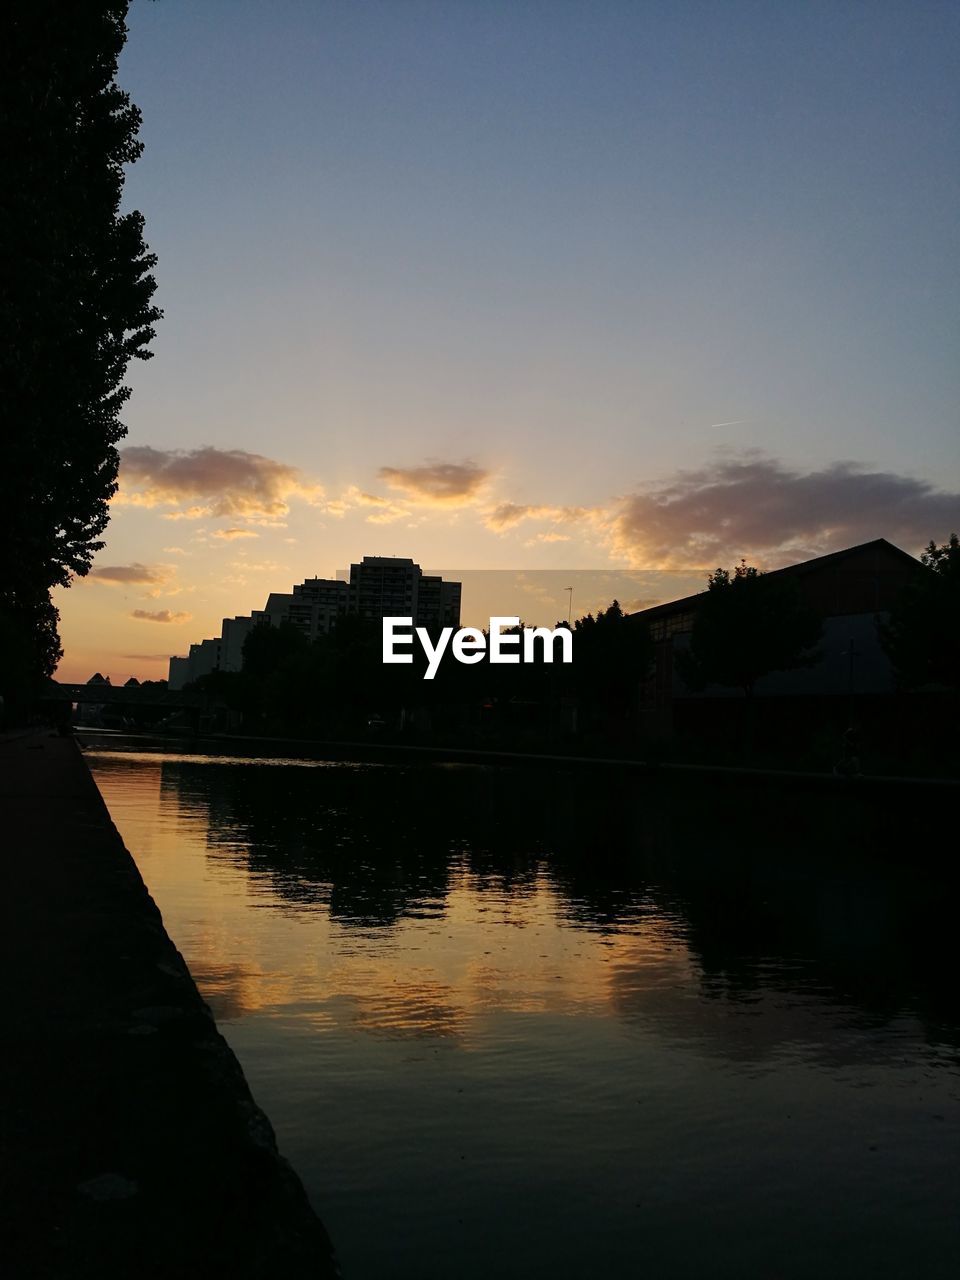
(167, 557), (461, 689)
(628, 538), (924, 717)
(346, 557), (462, 629)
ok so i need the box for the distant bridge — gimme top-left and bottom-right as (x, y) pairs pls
(45, 682), (206, 709)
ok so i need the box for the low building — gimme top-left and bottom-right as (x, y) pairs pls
(628, 538), (924, 721)
(167, 655), (190, 692)
(220, 615), (257, 673)
(187, 637), (222, 682)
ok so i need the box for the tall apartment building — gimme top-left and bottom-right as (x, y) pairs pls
(168, 556), (460, 689)
(347, 556), (461, 629)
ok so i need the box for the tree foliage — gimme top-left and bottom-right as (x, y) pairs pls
(570, 599), (652, 715)
(1, 3), (159, 693)
(0, 594), (62, 714)
(880, 534), (960, 692)
(678, 561), (821, 697)
(203, 601), (650, 740)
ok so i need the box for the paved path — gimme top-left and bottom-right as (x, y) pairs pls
(0, 731), (339, 1279)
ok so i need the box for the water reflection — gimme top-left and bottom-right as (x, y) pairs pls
(93, 751), (958, 1050)
(88, 750), (960, 1279)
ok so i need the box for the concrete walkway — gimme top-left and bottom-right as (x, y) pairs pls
(0, 732), (339, 1279)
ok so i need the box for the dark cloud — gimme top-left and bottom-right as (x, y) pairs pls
(130, 609), (192, 624)
(609, 458), (960, 568)
(119, 446), (322, 519)
(379, 462), (490, 505)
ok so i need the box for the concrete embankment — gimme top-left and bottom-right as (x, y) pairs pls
(82, 726), (960, 791)
(0, 732), (339, 1279)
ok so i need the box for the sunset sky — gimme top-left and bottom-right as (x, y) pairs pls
(56, 0), (960, 682)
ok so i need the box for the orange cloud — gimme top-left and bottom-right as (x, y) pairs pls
(117, 446), (323, 520)
(486, 502), (590, 531)
(326, 485), (410, 523)
(130, 609), (192, 624)
(379, 461), (490, 506)
(89, 562), (174, 587)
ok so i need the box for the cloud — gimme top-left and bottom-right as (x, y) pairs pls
(524, 532), (572, 545)
(378, 462), (490, 506)
(326, 485), (410, 524)
(485, 502), (590, 531)
(130, 609), (192, 624)
(89, 562), (174, 587)
(117, 446), (323, 520)
(478, 453), (956, 570)
(212, 527), (259, 541)
(607, 457), (960, 568)
(486, 503), (534, 531)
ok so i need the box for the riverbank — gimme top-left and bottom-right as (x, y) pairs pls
(0, 731), (339, 1279)
(78, 726), (960, 791)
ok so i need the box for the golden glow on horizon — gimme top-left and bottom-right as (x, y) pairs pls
(55, 444), (950, 682)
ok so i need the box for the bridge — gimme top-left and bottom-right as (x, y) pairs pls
(44, 682), (206, 709)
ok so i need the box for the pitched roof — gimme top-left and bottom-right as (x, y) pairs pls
(626, 538), (922, 624)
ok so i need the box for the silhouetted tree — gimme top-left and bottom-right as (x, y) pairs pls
(1, 3), (159, 696)
(241, 621), (310, 682)
(572, 600), (652, 720)
(678, 562), (821, 697)
(0, 594), (62, 713)
(880, 534), (960, 692)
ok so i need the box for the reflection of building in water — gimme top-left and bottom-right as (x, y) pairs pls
(168, 556), (462, 688)
(94, 754), (956, 1056)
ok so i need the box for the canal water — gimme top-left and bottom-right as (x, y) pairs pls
(86, 747), (959, 1279)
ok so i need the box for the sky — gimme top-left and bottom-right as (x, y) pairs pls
(55, 0), (960, 681)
